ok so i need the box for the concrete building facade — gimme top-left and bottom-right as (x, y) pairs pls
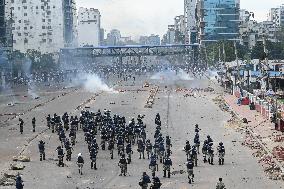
(106, 29), (121, 46)
(184, 0), (197, 44)
(6, 0), (77, 53)
(268, 5), (284, 27)
(77, 7), (100, 47)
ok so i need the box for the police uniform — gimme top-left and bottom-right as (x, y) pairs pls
(163, 156), (172, 178)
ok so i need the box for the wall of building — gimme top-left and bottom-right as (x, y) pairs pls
(6, 0), (69, 53)
(197, 0), (240, 43)
(0, 0), (6, 46)
(77, 7), (100, 47)
(184, 0), (197, 43)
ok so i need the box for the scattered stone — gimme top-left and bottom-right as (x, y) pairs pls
(13, 155), (30, 162)
(10, 163), (25, 170)
(171, 170), (185, 175)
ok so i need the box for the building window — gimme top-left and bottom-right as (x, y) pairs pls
(24, 13), (27, 16)
(23, 6), (27, 9)
(42, 26), (45, 29)
(24, 39), (28, 44)
(42, 39), (46, 43)
(18, 33), (21, 36)
(42, 19), (45, 22)
(49, 39), (52, 42)
(24, 27), (27, 30)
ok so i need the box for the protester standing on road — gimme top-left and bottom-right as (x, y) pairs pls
(19, 118), (24, 134)
(32, 117), (36, 132)
(38, 140), (45, 161)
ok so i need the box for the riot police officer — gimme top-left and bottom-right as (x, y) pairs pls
(77, 153), (84, 175)
(149, 154), (158, 177)
(46, 114), (51, 129)
(158, 142), (165, 163)
(186, 158), (194, 184)
(90, 147), (98, 170)
(163, 155), (172, 178)
(56, 146), (64, 167)
(165, 136), (172, 151)
(216, 178), (226, 189)
(16, 174), (24, 189)
(139, 172), (151, 189)
(194, 134), (200, 154)
(150, 176), (162, 189)
(208, 143), (214, 165)
(38, 140), (45, 161)
(184, 141), (191, 159)
(108, 138), (115, 159)
(217, 142), (225, 165)
(125, 142), (133, 164)
(118, 154), (127, 176)
(191, 145), (198, 166)
(138, 139), (145, 159)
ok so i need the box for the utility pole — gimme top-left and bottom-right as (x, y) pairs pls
(234, 41), (241, 84)
(263, 37), (270, 90)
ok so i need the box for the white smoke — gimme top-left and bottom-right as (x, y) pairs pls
(72, 73), (115, 93)
(23, 58), (39, 99)
(151, 69), (194, 81)
(206, 69), (218, 81)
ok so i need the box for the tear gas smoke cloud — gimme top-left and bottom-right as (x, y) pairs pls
(23, 58), (39, 99)
(151, 69), (194, 81)
(71, 73), (115, 93)
(206, 69), (218, 81)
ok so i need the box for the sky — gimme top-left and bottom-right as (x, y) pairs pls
(76, 0), (284, 38)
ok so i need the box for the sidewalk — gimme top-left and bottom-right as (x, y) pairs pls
(224, 94), (284, 163)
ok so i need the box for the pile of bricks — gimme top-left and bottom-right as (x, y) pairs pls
(272, 146), (284, 162)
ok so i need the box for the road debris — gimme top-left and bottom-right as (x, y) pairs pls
(10, 163), (25, 170)
(144, 86), (159, 108)
(12, 155), (31, 162)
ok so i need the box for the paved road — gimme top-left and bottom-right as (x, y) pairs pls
(0, 77), (282, 189)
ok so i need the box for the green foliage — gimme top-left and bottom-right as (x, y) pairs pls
(10, 50), (57, 74)
(202, 41), (249, 65)
(251, 40), (284, 60)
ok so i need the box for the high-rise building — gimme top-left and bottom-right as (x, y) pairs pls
(6, 0), (77, 53)
(63, 0), (77, 47)
(269, 5), (284, 27)
(77, 8), (101, 47)
(106, 29), (121, 46)
(139, 35), (160, 46)
(196, 0), (240, 43)
(0, 0), (6, 47)
(184, 0), (197, 44)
